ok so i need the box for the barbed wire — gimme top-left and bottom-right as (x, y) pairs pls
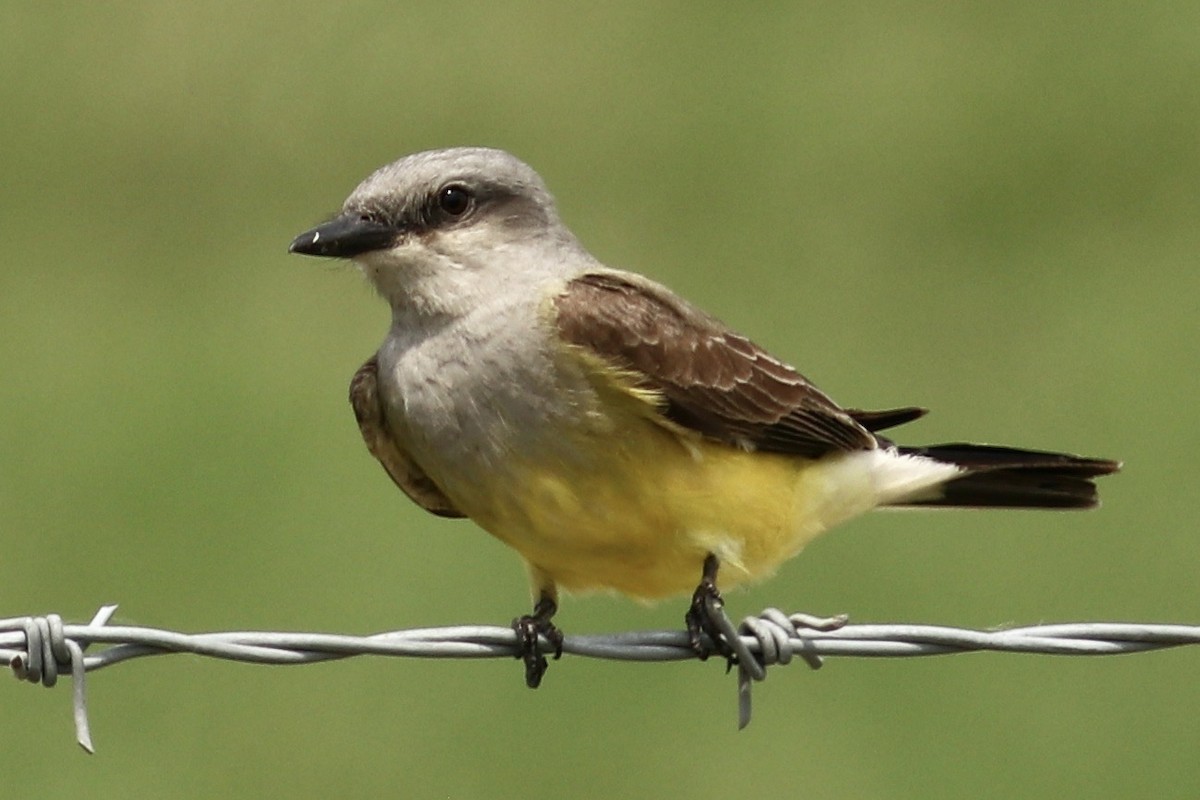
(5, 602), (1199, 752)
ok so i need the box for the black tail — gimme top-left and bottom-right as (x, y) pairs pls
(895, 443), (1121, 510)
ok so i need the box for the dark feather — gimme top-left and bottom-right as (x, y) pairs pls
(848, 406), (928, 432)
(899, 443), (1120, 478)
(349, 356), (465, 518)
(894, 443), (1121, 509)
(555, 272), (877, 457)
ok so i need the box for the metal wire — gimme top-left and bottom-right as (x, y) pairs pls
(6, 603), (1199, 751)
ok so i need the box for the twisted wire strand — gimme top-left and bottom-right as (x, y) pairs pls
(5, 604), (1199, 750)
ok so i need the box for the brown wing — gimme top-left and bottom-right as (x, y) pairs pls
(847, 406), (927, 432)
(554, 272), (878, 457)
(349, 356), (465, 518)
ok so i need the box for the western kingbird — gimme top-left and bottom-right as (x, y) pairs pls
(289, 147), (1119, 687)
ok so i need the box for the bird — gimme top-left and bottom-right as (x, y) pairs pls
(288, 146), (1119, 687)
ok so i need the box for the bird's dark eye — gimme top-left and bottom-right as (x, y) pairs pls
(437, 184), (473, 217)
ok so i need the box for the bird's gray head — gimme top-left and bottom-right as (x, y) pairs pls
(289, 147), (584, 315)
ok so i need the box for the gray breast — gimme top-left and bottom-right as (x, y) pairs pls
(376, 297), (592, 479)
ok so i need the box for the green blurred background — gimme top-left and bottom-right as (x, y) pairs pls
(3, 3), (1198, 797)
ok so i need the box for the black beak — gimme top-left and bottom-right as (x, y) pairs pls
(288, 213), (397, 258)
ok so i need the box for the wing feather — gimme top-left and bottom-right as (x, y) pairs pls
(554, 272), (879, 457)
(349, 356), (465, 518)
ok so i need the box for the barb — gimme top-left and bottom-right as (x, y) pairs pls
(5, 605), (1199, 750)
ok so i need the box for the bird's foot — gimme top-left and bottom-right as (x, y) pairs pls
(512, 596), (563, 689)
(685, 554), (737, 668)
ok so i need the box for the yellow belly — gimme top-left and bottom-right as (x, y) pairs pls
(461, 415), (879, 600)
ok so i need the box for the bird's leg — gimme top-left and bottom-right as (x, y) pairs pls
(513, 590), (564, 689)
(685, 553), (736, 664)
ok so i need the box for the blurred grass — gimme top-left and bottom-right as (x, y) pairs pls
(2, 2), (1199, 798)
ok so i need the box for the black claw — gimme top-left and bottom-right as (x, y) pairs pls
(685, 579), (718, 658)
(684, 554), (736, 665)
(512, 595), (562, 689)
